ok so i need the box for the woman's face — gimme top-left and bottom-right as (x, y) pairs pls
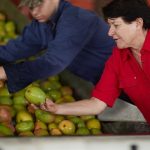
(108, 17), (140, 49)
(29, 0), (59, 22)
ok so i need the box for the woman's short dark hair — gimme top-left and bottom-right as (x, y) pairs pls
(103, 0), (150, 29)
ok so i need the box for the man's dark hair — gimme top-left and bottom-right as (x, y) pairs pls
(103, 0), (150, 29)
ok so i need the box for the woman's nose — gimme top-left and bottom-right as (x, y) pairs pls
(108, 27), (115, 37)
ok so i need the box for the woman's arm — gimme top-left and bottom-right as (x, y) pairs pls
(40, 97), (107, 116)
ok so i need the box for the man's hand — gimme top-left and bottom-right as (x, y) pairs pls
(0, 66), (7, 80)
(40, 99), (57, 113)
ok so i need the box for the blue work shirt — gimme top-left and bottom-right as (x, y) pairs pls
(0, 0), (115, 92)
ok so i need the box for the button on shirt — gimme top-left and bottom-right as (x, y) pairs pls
(0, 0), (114, 92)
(92, 30), (150, 124)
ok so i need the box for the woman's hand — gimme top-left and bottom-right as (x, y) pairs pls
(40, 99), (57, 113)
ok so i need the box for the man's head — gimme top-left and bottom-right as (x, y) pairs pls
(19, 0), (43, 9)
(19, 0), (60, 22)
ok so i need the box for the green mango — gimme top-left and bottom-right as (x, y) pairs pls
(90, 128), (102, 135)
(5, 21), (16, 33)
(13, 104), (26, 112)
(16, 110), (33, 123)
(35, 109), (55, 124)
(0, 13), (6, 21)
(25, 86), (46, 105)
(69, 116), (82, 124)
(13, 88), (26, 97)
(13, 96), (27, 106)
(76, 127), (90, 136)
(16, 121), (34, 133)
(19, 131), (34, 137)
(48, 75), (59, 82)
(0, 124), (14, 136)
(0, 96), (13, 105)
(0, 87), (11, 97)
(34, 129), (49, 136)
(35, 120), (47, 130)
(40, 80), (61, 92)
(48, 90), (61, 101)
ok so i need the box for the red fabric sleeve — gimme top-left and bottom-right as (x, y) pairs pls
(92, 50), (121, 107)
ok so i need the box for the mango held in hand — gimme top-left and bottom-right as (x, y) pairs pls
(25, 86), (46, 105)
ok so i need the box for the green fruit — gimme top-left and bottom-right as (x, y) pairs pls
(0, 13), (6, 21)
(63, 95), (75, 102)
(35, 120), (47, 130)
(54, 115), (65, 124)
(77, 120), (86, 128)
(80, 115), (95, 121)
(5, 21), (16, 33)
(49, 81), (61, 90)
(0, 80), (5, 88)
(35, 109), (55, 124)
(69, 116), (82, 124)
(25, 86), (46, 105)
(0, 96), (13, 105)
(7, 32), (17, 39)
(48, 75), (59, 82)
(16, 121), (34, 133)
(16, 111), (33, 123)
(19, 131), (34, 137)
(86, 119), (101, 130)
(55, 97), (64, 104)
(13, 89), (26, 97)
(48, 123), (57, 131)
(32, 81), (40, 87)
(41, 81), (61, 92)
(76, 127), (90, 136)
(0, 87), (11, 97)
(48, 90), (62, 101)
(13, 96), (27, 106)
(0, 21), (5, 31)
(0, 124), (14, 136)
(0, 105), (12, 122)
(58, 120), (75, 135)
(90, 128), (102, 135)
(60, 86), (73, 96)
(13, 104), (26, 112)
(34, 129), (49, 136)
(40, 80), (52, 92)
(50, 128), (62, 136)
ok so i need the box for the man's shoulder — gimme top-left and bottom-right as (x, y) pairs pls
(63, 3), (100, 22)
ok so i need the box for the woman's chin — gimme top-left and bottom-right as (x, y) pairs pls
(117, 44), (127, 49)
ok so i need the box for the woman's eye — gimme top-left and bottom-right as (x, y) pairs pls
(114, 24), (120, 28)
(114, 25), (118, 27)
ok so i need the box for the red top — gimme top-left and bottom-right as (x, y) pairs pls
(92, 30), (150, 124)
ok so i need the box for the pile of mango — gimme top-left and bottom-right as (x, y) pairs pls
(0, 12), (102, 137)
(0, 12), (18, 45)
(0, 75), (102, 137)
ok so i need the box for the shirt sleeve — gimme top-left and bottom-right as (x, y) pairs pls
(0, 20), (43, 63)
(92, 53), (121, 107)
(4, 11), (99, 93)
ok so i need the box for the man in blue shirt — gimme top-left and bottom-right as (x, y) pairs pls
(0, 0), (115, 93)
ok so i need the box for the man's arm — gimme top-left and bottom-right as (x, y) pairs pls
(0, 20), (43, 63)
(40, 97), (107, 116)
(3, 12), (101, 93)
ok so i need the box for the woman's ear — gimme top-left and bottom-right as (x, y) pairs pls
(136, 18), (144, 28)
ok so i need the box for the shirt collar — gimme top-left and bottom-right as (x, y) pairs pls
(119, 29), (150, 62)
(49, 0), (69, 24)
(141, 29), (150, 52)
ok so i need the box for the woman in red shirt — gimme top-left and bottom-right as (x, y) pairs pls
(40, 0), (150, 125)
